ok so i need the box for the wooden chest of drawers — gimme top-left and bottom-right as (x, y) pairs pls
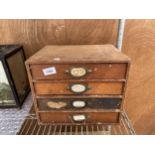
(25, 45), (130, 125)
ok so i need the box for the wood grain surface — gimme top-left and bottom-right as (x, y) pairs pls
(26, 45), (130, 64)
(122, 20), (155, 134)
(34, 81), (124, 95)
(38, 111), (119, 124)
(0, 19), (119, 58)
(30, 63), (127, 80)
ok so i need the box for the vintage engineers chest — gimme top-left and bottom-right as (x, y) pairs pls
(25, 45), (130, 125)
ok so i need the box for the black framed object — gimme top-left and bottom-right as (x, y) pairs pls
(0, 44), (30, 108)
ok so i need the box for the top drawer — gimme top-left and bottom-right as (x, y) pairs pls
(30, 63), (127, 80)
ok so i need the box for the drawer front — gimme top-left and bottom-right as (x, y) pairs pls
(34, 82), (124, 95)
(37, 98), (121, 111)
(38, 112), (119, 124)
(30, 64), (127, 80)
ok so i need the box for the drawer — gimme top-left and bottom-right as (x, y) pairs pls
(34, 81), (124, 95)
(38, 111), (120, 124)
(37, 98), (121, 111)
(30, 64), (127, 80)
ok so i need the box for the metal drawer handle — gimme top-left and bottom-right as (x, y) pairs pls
(67, 84), (91, 94)
(72, 100), (86, 108)
(65, 67), (92, 78)
(72, 114), (87, 122)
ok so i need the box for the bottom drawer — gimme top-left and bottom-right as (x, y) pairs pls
(38, 112), (120, 124)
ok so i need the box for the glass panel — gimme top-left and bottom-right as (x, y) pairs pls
(0, 61), (16, 106)
(6, 50), (29, 102)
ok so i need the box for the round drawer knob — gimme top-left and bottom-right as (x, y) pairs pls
(72, 100), (86, 108)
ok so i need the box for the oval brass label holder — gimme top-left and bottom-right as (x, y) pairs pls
(67, 83), (91, 94)
(70, 114), (87, 123)
(65, 67), (92, 78)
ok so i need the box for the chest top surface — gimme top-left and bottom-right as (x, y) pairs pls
(26, 44), (130, 64)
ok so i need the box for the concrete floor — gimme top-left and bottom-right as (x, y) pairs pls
(0, 94), (32, 135)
